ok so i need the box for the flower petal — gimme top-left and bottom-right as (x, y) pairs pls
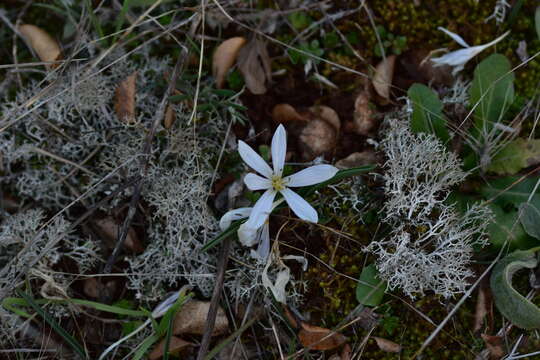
(438, 27), (470, 48)
(271, 124), (287, 176)
(238, 140), (273, 178)
(280, 188), (318, 223)
(284, 164), (339, 187)
(251, 222), (271, 260)
(244, 173), (272, 191)
(238, 223), (259, 246)
(219, 207), (252, 231)
(246, 189), (277, 229)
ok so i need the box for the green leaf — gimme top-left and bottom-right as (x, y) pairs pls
(288, 12), (313, 30)
(16, 290), (88, 359)
(356, 264), (386, 306)
(201, 220), (242, 252)
(488, 138), (540, 175)
(490, 248), (540, 329)
(470, 54), (515, 134)
(480, 176), (540, 210)
(486, 204), (534, 250)
(536, 6), (540, 40)
(298, 165), (375, 198)
(408, 83), (449, 144)
(519, 202), (540, 240)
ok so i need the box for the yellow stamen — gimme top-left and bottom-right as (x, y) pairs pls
(271, 175), (285, 191)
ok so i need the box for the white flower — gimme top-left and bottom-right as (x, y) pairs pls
(431, 27), (510, 75)
(238, 124), (338, 229)
(219, 200), (283, 260)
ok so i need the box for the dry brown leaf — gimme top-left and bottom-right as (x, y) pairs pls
(164, 104), (176, 129)
(372, 55), (396, 100)
(336, 151), (378, 169)
(173, 300), (229, 336)
(298, 322), (346, 351)
(114, 72), (137, 124)
(474, 287), (489, 334)
(353, 92), (377, 135)
(93, 217), (143, 253)
(298, 105), (340, 160)
(481, 334), (505, 359)
(340, 344), (352, 360)
(237, 38), (272, 94)
(372, 336), (402, 353)
(149, 336), (193, 360)
(310, 105), (340, 132)
(272, 104), (309, 124)
(212, 37), (247, 89)
(18, 24), (62, 69)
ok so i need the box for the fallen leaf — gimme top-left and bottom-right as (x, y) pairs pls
(272, 103), (309, 124)
(474, 286), (490, 334)
(212, 37), (247, 89)
(481, 334), (504, 359)
(93, 217), (143, 253)
(372, 55), (396, 100)
(149, 336), (193, 360)
(163, 104), (176, 129)
(336, 151), (378, 169)
(341, 344), (352, 360)
(237, 38), (272, 94)
(298, 105), (340, 160)
(372, 337), (401, 353)
(114, 72), (137, 124)
(82, 278), (117, 300)
(173, 300), (229, 336)
(283, 306), (299, 329)
(18, 24), (62, 69)
(298, 322), (346, 351)
(352, 92), (377, 136)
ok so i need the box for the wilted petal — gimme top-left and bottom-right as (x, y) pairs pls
(244, 173), (271, 190)
(246, 189), (277, 229)
(238, 223), (259, 246)
(271, 124), (287, 176)
(219, 207), (252, 231)
(284, 165), (338, 187)
(280, 188), (318, 223)
(238, 140), (273, 177)
(438, 27), (470, 48)
(432, 31), (510, 75)
(251, 222), (271, 260)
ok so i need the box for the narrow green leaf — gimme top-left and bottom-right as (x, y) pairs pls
(519, 203), (540, 240)
(408, 83), (449, 144)
(133, 333), (161, 360)
(298, 165), (375, 198)
(356, 264), (386, 307)
(16, 290), (88, 359)
(490, 248), (540, 329)
(204, 317), (258, 360)
(201, 220), (242, 252)
(470, 54), (515, 134)
(535, 6), (540, 40)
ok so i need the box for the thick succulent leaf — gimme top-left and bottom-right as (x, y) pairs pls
(408, 83), (449, 144)
(470, 54), (515, 134)
(519, 203), (540, 240)
(356, 264), (386, 307)
(490, 249), (540, 330)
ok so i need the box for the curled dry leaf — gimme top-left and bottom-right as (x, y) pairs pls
(164, 104), (176, 129)
(372, 55), (396, 100)
(212, 37), (247, 89)
(173, 300), (229, 336)
(18, 24), (62, 69)
(149, 336), (193, 360)
(372, 337), (402, 353)
(481, 334), (504, 359)
(114, 72), (137, 124)
(93, 217), (143, 253)
(272, 103), (309, 124)
(353, 92), (377, 135)
(237, 38), (272, 94)
(298, 105), (340, 160)
(336, 151), (378, 169)
(298, 322), (347, 351)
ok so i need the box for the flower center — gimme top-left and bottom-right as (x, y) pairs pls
(271, 175), (286, 191)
